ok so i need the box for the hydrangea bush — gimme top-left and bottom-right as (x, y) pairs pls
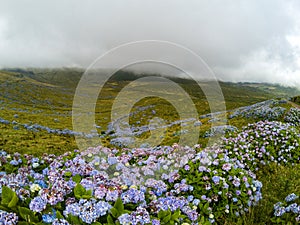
(203, 125), (238, 138)
(0, 142), (263, 225)
(223, 121), (300, 171)
(177, 146), (262, 223)
(228, 100), (286, 120)
(271, 193), (300, 224)
(0, 112), (300, 224)
(285, 108), (300, 126)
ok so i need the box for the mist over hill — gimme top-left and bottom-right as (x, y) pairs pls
(2, 68), (299, 98)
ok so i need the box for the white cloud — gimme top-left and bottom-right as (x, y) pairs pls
(0, 0), (299, 86)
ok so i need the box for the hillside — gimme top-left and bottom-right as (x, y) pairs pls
(0, 68), (299, 154)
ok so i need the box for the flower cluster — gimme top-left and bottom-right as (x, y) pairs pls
(2, 117), (300, 224)
(285, 107), (300, 126)
(0, 210), (18, 225)
(223, 121), (300, 171)
(52, 219), (70, 225)
(0, 144), (199, 224)
(118, 206), (151, 225)
(64, 199), (112, 224)
(177, 146), (262, 223)
(204, 125), (238, 138)
(121, 188), (145, 204)
(229, 100), (286, 120)
(271, 193), (300, 223)
(0, 117), (98, 138)
(0, 140), (264, 225)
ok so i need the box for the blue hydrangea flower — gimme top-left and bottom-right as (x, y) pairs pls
(285, 193), (298, 202)
(118, 213), (131, 225)
(274, 207), (286, 217)
(52, 219), (70, 225)
(9, 160), (19, 166)
(121, 188), (145, 204)
(0, 210), (18, 225)
(29, 196), (47, 212)
(212, 176), (220, 184)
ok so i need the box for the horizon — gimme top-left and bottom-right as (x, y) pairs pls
(1, 67), (300, 89)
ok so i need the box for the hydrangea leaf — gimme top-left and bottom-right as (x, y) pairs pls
(56, 210), (64, 220)
(1, 186), (19, 209)
(162, 214), (171, 224)
(72, 174), (82, 183)
(18, 206), (39, 223)
(67, 215), (81, 225)
(107, 214), (115, 225)
(74, 183), (85, 199)
(7, 192), (18, 208)
(110, 207), (118, 218)
(114, 198), (124, 214)
(1, 186), (14, 205)
(82, 194), (92, 199)
(171, 209), (180, 222)
(17, 222), (30, 225)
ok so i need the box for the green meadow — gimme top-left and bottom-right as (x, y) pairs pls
(0, 68), (298, 155)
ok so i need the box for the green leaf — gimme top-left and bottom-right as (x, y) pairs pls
(74, 183), (85, 199)
(0, 205), (9, 211)
(110, 207), (118, 218)
(204, 221), (212, 225)
(171, 209), (180, 222)
(67, 215), (81, 225)
(158, 210), (169, 219)
(82, 189), (93, 199)
(168, 221), (175, 225)
(86, 189), (92, 196)
(1, 186), (13, 205)
(17, 222), (30, 225)
(55, 202), (62, 210)
(92, 222), (102, 225)
(82, 194), (92, 199)
(64, 171), (72, 177)
(56, 210), (64, 220)
(107, 215), (115, 225)
(114, 198), (124, 213)
(72, 174), (82, 183)
(162, 214), (171, 224)
(1, 186), (19, 209)
(18, 207), (39, 223)
(8, 192), (19, 208)
(36, 222), (47, 225)
(203, 202), (209, 211)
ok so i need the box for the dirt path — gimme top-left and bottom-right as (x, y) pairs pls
(288, 101), (300, 109)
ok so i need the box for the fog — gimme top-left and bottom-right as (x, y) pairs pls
(0, 0), (300, 86)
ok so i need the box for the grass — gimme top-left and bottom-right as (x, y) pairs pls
(0, 69), (299, 155)
(224, 163), (300, 225)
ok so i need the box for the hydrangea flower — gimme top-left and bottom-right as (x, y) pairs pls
(0, 210), (18, 225)
(285, 193), (298, 202)
(64, 199), (112, 224)
(29, 196), (47, 212)
(52, 218), (70, 225)
(121, 188), (145, 204)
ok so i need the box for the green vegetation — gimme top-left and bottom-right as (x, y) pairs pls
(1, 68), (299, 155)
(1, 68), (300, 224)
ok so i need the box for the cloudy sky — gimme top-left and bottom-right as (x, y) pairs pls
(0, 0), (300, 86)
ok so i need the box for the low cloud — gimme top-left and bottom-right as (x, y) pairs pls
(0, 0), (299, 86)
